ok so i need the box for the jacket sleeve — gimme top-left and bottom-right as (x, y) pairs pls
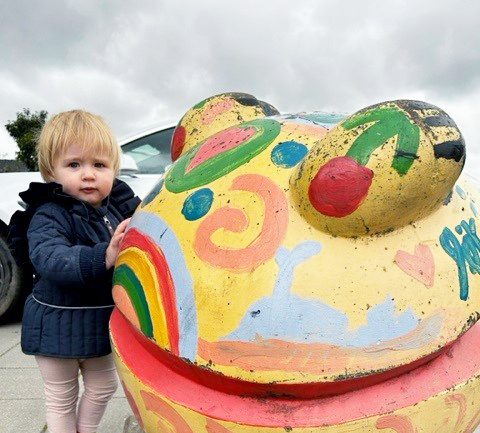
(110, 178), (141, 218)
(27, 205), (110, 288)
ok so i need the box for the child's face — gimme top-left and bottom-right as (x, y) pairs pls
(50, 143), (115, 208)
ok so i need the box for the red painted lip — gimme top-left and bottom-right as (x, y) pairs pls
(110, 309), (480, 427)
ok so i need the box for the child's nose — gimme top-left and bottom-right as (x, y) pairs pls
(81, 166), (95, 179)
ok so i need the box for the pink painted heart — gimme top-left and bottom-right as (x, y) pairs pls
(394, 244), (435, 287)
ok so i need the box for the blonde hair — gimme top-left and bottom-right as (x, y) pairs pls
(37, 109), (120, 180)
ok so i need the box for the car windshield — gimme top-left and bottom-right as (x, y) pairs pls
(121, 127), (175, 174)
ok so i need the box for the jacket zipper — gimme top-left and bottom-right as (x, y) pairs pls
(103, 215), (114, 236)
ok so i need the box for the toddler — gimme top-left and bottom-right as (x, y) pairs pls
(9, 110), (140, 433)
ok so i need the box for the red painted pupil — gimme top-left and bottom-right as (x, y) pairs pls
(308, 156), (374, 218)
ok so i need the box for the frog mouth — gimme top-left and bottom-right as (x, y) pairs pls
(110, 308), (480, 428)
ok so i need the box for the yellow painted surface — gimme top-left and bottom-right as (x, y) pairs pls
(112, 94), (480, 432)
(114, 95), (480, 384)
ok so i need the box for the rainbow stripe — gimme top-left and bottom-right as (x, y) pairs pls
(115, 211), (198, 361)
(123, 229), (180, 352)
(113, 264), (153, 337)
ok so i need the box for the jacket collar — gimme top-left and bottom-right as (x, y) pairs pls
(19, 180), (127, 220)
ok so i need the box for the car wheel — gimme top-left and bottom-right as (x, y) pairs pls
(0, 231), (30, 323)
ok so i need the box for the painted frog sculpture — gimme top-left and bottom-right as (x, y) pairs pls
(110, 92), (480, 432)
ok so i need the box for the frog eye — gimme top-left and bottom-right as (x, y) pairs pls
(291, 100), (464, 237)
(171, 92), (280, 161)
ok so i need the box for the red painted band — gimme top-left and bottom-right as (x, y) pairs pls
(111, 309), (480, 427)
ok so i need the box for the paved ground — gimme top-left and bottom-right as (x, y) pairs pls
(0, 320), (135, 433)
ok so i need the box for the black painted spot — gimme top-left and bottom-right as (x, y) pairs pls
(250, 310), (261, 317)
(433, 139), (465, 162)
(229, 92), (259, 106)
(399, 100), (437, 111)
(424, 115), (457, 128)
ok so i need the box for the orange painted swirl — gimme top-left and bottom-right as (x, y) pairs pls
(194, 174), (288, 271)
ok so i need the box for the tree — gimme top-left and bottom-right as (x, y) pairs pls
(5, 108), (48, 171)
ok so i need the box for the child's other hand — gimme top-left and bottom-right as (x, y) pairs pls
(105, 218), (131, 269)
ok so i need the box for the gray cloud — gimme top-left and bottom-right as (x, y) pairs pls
(1, 0), (479, 173)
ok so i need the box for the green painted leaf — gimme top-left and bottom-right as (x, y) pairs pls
(343, 106), (420, 175)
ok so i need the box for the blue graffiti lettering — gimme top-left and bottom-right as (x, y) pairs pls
(440, 218), (480, 301)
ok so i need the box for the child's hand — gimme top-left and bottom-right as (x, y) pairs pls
(105, 218), (131, 269)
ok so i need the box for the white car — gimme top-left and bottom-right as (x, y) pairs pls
(0, 123), (175, 321)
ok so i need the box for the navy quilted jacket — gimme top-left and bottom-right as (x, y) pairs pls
(15, 179), (140, 358)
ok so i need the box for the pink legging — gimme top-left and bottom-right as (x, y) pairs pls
(35, 354), (118, 433)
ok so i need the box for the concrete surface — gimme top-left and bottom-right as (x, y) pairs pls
(0, 321), (133, 433)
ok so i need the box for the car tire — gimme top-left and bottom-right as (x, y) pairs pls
(0, 231), (30, 323)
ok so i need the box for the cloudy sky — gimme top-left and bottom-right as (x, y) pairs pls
(1, 0), (479, 173)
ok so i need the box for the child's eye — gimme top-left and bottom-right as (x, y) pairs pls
(94, 162), (106, 168)
(69, 162), (79, 168)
